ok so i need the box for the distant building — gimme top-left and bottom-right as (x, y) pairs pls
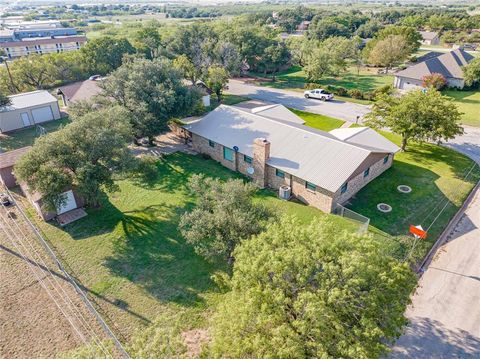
(57, 78), (104, 106)
(419, 31), (440, 46)
(394, 49), (474, 90)
(0, 35), (87, 58)
(297, 21), (311, 31)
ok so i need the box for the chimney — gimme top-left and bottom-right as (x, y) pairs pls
(252, 138), (270, 188)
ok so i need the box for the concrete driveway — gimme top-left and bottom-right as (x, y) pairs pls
(227, 79), (371, 122)
(390, 186), (480, 358)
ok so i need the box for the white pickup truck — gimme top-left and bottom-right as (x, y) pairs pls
(304, 89), (334, 101)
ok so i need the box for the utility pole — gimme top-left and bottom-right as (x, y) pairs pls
(0, 56), (18, 94)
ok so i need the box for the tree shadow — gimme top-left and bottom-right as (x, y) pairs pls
(390, 316), (480, 358)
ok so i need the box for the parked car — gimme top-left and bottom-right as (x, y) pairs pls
(0, 193), (12, 207)
(304, 89), (334, 101)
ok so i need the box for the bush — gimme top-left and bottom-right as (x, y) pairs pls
(373, 84), (394, 98)
(334, 86), (349, 96)
(347, 89), (364, 99)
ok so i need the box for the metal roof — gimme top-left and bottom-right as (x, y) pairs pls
(329, 127), (400, 153)
(251, 104), (305, 124)
(184, 105), (395, 193)
(0, 146), (31, 168)
(2, 90), (58, 112)
(395, 49), (474, 80)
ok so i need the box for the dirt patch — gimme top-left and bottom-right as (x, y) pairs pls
(181, 328), (211, 358)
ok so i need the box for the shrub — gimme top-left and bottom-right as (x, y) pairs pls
(348, 89), (364, 99)
(422, 73), (447, 90)
(334, 86), (349, 96)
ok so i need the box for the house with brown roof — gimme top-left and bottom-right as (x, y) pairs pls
(0, 146), (31, 188)
(394, 49), (474, 90)
(57, 78), (104, 106)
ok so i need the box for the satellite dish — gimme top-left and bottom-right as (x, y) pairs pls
(233, 146), (239, 152)
(247, 167), (254, 175)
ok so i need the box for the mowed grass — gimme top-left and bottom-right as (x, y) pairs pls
(347, 131), (480, 262)
(289, 108), (345, 131)
(443, 89), (480, 127)
(30, 152), (356, 343)
(0, 118), (70, 152)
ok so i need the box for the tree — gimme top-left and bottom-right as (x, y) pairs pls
(210, 216), (416, 358)
(100, 58), (201, 142)
(422, 73), (447, 90)
(285, 36), (311, 67)
(374, 25), (422, 53)
(205, 65), (229, 101)
(259, 42), (290, 81)
(14, 106), (133, 210)
(365, 89), (464, 151)
(0, 91), (10, 107)
(355, 20), (382, 38)
(179, 175), (272, 265)
(173, 54), (198, 84)
(463, 58), (480, 87)
(81, 36), (135, 75)
(134, 22), (163, 59)
(366, 35), (409, 71)
(308, 17), (351, 41)
(427, 14), (456, 31)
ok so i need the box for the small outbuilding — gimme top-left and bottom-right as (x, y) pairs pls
(0, 146), (31, 188)
(0, 90), (61, 133)
(57, 78), (104, 106)
(419, 31), (440, 46)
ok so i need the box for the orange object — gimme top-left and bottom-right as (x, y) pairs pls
(410, 225), (427, 239)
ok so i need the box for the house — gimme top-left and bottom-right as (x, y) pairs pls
(0, 146), (85, 223)
(0, 146), (31, 188)
(0, 35), (87, 58)
(183, 105), (399, 213)
(394, 49), (474, 90)
(57, 78), (103, 106)
(419, 31), (440, 46)
(297, 21), (311, 31)
(184, 80), (212, 107)
(0, 90), (61, 133)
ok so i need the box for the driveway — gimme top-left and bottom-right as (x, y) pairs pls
(227, 79), (371, 122)
(390, 186), (480, 358)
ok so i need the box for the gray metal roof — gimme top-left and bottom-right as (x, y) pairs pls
(329, 127), (400, 153)
(251, 104), (305, 124)
(3, 90), (57, 112)
(184, 105), (396, 192)
(395, 49), (474, 80)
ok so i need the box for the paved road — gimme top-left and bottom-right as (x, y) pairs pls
(390, 186), (480, 358)
(227, 79), (371, 122)
(444, 125), (480, 164)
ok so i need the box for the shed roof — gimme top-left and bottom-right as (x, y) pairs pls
(2, 90), (57, 112)
(184, 105), (395, 193)
(395, 49), (474, 81)
(419, 31), (439, 40)
(57, 79), (103, 104)
(0, 146), (31, 169)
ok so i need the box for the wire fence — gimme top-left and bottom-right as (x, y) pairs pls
(332, 202), (370, 234)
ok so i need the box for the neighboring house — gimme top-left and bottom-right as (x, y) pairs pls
(0, 146), (31, 188)
(57, 78), (103, 106)
(297, 21), (311, 31)
(0, 90), (61, 133)
(0, 146), (85, 222)
(183, 105), (399, 213)
(0, 35), (87, 58)
(185, 80), (212, 107)
(394, 49), (474, 90)
(419, 31), (440, 45)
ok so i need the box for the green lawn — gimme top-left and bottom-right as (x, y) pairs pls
(443, 89), (480, 127)
(347, 131), (480, 262)
(252, 65), (393, 104)
(29, 152), (355, 348)
(0, 118), (70, 152)
(289, 108), (345, 131)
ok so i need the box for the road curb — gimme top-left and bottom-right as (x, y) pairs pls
(417, 179), (480, 274)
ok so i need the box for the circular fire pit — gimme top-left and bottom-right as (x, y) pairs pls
(397, 185), (412, 193)
(377, 203), (392, 213)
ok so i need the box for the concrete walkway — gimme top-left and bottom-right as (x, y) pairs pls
(390, 186), (480, 358)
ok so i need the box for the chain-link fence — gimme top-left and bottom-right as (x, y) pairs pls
(332, 202), (370, 234)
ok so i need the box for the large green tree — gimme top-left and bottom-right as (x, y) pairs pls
(179, 175), (272, 265)
(365, 89), (464, 151)
(375, 26), (422, 53)
(463, 58), (480, 87)
(15, 106), (133, 209)
(100, 58), (200, 142)
(210, 216), (416, 358)
(81, 36), (135, 75)
(365, 35), (410, 71)
(259, 42), (290, 80)
(205, 65), (229, 101)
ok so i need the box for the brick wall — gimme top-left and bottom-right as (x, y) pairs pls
(190, 133), (236, 172)
(334, 153), (393, 204)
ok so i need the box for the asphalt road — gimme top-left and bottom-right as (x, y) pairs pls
(390, 186), (480, 358)
(227, 79), (371, 122)
(444, 125), (480, 165)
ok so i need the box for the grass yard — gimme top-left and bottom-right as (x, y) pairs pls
(289, 108), (345, 131)
(0, 118), (70, 152)
(443, 89), (480, 127)
(29, 152), (356, 350)
(347, 131), (480, 263)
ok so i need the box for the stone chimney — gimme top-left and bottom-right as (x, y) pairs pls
(252, 138), (270, 188)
